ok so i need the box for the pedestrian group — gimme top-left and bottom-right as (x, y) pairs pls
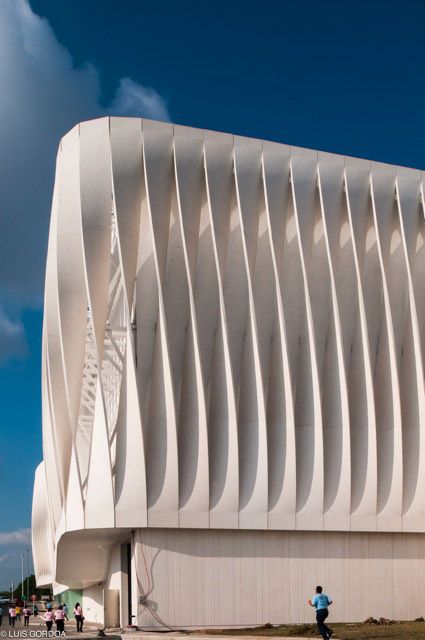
(42, 602), (84, 633)
(0, 601), (84, 633)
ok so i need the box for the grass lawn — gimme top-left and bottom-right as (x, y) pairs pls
(201, 620), (425, 639)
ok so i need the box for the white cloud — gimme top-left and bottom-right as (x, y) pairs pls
(110, 77), (170, 121)
(0, 529), (31, 545)
(0, 305), (28, 361)
(0, 308), (24, 338)
(0, 0), (170, 360)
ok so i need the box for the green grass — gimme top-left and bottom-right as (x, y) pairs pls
(198, 620), (425, 639)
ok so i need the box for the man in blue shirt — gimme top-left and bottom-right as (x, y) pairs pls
(308, 585), (333, 639)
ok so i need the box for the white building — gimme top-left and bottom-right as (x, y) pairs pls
(32, 116), (425, 627)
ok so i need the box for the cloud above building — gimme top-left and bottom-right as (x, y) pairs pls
(0, 0), (170, 362)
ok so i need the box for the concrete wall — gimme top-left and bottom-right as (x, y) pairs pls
(83, 584), (104, 625)
(80, 541), (130, 626)
(134, 528), (425, 627)
(105, 542), (130, 627)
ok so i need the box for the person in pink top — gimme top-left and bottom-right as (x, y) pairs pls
(43, 608), (54, 631)
(73, 603), (83, 632)
(9, 607), (16, 628)
(23, 607), (31, 627)
(54, 605), (66, 633)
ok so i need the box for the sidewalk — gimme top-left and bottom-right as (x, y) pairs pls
(19, 619), (310, 640)
(64, 629), (313, 640)
(0, 625), (308, 640)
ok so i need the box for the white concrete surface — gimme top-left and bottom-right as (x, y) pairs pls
(32, 117), (425, 625)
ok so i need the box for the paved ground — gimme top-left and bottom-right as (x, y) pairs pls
(0, 606), (100, 636)
(0, 607), (306, 640)
(0, 631), (304, 640)
(0, 621), (304, 640)
(109, 636), (302, 640)
(117, 636), (303, 640)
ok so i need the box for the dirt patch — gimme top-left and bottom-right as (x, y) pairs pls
(197, 620), (425, 639)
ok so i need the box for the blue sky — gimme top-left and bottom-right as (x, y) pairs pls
(1, 0), (425, 589)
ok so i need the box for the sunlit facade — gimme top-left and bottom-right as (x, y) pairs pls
(33, 117), (425, 627)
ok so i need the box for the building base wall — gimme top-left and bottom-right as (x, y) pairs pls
(82, 584), (104, 626)
(78, 541), (130, 627)
(129, 528), (425, 627)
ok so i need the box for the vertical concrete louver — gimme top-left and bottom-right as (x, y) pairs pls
(32, 117), (425, 602)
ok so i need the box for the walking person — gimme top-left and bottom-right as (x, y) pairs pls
(9, 606), (16, 628)
(73, 602), (83, 632)
(63, 603), (68, 618)
(54, 605), (66, 633)
(308, 585), (333, 640)
(43, 608), (54, 631)
(23, 607), (31, 627)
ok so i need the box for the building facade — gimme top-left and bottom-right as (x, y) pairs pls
(32, 116), (425, 627)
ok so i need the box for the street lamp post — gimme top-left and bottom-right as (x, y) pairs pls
(26, 549), (30, 603)
(21, 553), (24, 600)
